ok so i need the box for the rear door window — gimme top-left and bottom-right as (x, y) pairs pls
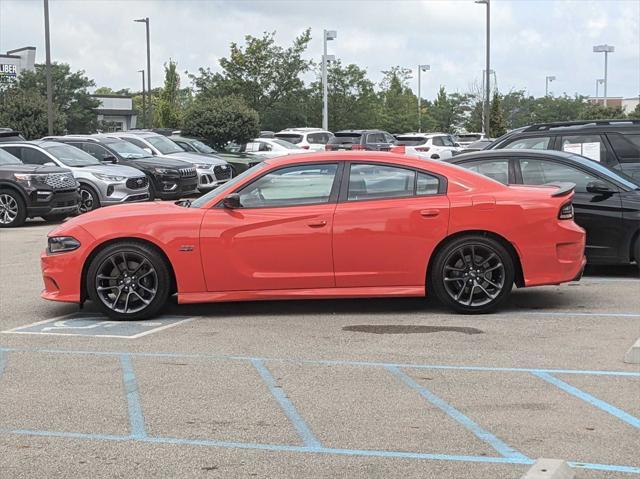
(463, 160), (510, 185)
(560, 134), (608, 164)
(432, 136), (444, 146)
(366, 133), (385, 144)
(503, 136), (551, 150)
(518, 158), (601, 193)
(607, 133), (640, 164)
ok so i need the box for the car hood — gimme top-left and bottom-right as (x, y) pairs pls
(0, 164), (71, 174)
(70, 163), (145, 177)
(166, 151), (227, 165)
(122, 156), (193, 169)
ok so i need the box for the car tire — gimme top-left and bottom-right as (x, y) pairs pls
(634, 238), (640, 271)
(148, 182), (157, 201)
(0, 189), (27, 228)
(41, 214), (68, 223)
(86, 241), (171, 320)
(429, 235), (514, 314)
(79, 184), (100, 213)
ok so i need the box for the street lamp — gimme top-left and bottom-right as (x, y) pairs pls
(134, 18), (151, 126)
(545, 75), (556, 97)
(417, 64), (430, 133)
(322, 30), (337, 131)
(595, 78), (605, 103)
(138, 70), (146, 128)
(43, 0), (54, 135)
(593, 44), (614, 107)
(475, 0), (490, 136)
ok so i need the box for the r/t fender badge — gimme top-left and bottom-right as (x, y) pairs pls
(178, 245), (194, 252)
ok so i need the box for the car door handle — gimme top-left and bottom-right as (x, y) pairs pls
(307, 220), (327, 228)
(420, 209), (440, 218)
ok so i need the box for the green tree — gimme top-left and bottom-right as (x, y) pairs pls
(182, 96), (260, 148)
(578, 101), (627, 120)
(190, 30), (312, 130)
(155, 60), (182, 128)
(0, 88), (66, 139)
(377, 66), (417, 133)
(16, 63), (100, 133)
(428, 86), (472, 132)
(489, 91), (507, 137)
(628, 102), (640, 120)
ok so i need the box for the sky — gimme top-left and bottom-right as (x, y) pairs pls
(1, 0), (639, 101)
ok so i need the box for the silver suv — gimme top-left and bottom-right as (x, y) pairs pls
(0, 141), (150, 212)
(111, 132), (232, 192)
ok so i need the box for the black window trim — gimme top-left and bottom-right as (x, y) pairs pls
(215, 161), (344, 210)
(337, 161), (448, 203)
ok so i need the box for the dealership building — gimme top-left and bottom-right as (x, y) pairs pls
(0, 46), (36, 85)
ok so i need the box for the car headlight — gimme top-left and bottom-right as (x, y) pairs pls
(14, 173), (48, 184)
(92, 173), (126, 182)
(48, 236), (81, 254)
(193, 163), (212, 170)
(154, 167), (171, 174)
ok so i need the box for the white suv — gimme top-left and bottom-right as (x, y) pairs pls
(274, 128), (334, 152)
(395, 133), (460, 160)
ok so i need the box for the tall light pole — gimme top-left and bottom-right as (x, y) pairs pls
(135, 18), (151, 126)
(138, 70), (146, 128)
(595, 78), (605, 102)
(475, 0), (490, 136)
(322, 30), (337, 131)
(545, 75), (556, 97)
(417, 64), (430, 133)
(593, 44), (614, 107)
(43, 0), (54, 135)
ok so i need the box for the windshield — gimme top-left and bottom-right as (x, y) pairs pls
(106, 139), (151, 159)
(146, 135), (184, 155)
(189, 139), (216, 154)
(275, 134), (303, 144)
(0, 148), (21, 165)
(191, 163), (266, 208)
(270, 139), (299, 149)
(567, 154), (640, 190)
(45, 144), (101, 167)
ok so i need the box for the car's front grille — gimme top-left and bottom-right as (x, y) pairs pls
(125, 193), (149, 202)
(46, 173), (76, 190)
(126, 176), (149, 190)
(179, 167), (197, 178)
(53, 198), (78, 208)
(213, 165), (232, 180)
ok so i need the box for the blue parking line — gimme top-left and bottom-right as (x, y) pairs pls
(2, 347), (639, 377)
(532, 372), (640, 429)
(119, 354), (147, 439)
(251, 359), (322, 448)
(385, 365), (529, 461)
(0, 349), (6, 378)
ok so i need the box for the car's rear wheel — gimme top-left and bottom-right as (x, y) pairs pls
(86, 242), (170, 320)
(430, 235), (514, 314)
(0, 189), (26, 228)
(79, 184), (100, 213)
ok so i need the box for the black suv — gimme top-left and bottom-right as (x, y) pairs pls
(486, 120), (640, 180)
(0, 129), (25, 143)
(326, 130), (396, 151)
(0, 148), (79, 227)
(44, 135), (199, 200)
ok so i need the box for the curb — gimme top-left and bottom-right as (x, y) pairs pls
(624, 338), (640, 364)
(521, 458), (575, 479)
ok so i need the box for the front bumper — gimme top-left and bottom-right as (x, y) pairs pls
(153, 173), (199, 199)
(97, 180), (150, 205)
(196, 166), (232, 191)
(25, 188), (80, 217)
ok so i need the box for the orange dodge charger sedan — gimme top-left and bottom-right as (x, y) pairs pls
(41, 152), (586, 320)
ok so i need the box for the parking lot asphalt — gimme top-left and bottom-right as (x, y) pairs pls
(1, 220), (639, 478)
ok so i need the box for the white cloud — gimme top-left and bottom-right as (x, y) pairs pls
(0, 0), (638, 99)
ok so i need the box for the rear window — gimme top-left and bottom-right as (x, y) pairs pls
(275, 133), (303, 144)
(330, 134), (361, 144)
(395, 136), (427, 146)
(457, 134), (483, 142)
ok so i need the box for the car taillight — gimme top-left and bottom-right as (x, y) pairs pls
(301, 145), (310, 149)
(415, 147), (430, 152)
(558, 202), (574, 220)
(325, 144), (335, 151)
(351, 144), (366, 150)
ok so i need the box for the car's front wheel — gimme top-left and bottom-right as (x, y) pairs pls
(79, 184), (100, 213)
(0, 189), (26, 228)
(430, 235), (514, 314)
(86, 241), (171, 320)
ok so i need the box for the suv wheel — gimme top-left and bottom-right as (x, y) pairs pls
(0, 189), (26, 228)
(430, 235), (514, 314)
(79, 184), (100, 213)
(86, 241), (171, 320)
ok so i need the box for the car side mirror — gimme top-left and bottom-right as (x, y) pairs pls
(586, 181), (613, 194)
(143, 147), (153, 155)
(222, 193), (242, 209)
(102, 155), (117, 164)
(454, 142), (461, 147)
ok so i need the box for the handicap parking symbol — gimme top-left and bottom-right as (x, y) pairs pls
(2, 312), (195, 338)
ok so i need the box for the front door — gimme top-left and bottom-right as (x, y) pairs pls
(200, 162), (341, 291)
(332, 163), (450, 287)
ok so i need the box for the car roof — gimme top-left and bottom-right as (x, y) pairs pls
(450, 149), (581, 162)
(396, 132), (448, 138)
(277, 128), (326, 133)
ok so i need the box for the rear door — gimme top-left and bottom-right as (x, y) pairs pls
(516, 157), (624, 262)
(332, 162), (450, 287)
